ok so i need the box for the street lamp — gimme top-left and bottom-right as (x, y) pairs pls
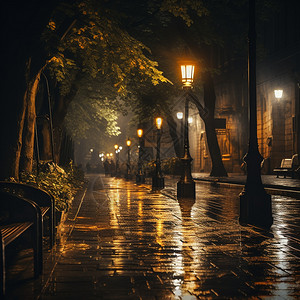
(126, 138), (132, 179)
(152, 117), (164, 190)
(177, 61), (195, 199)
(274, 89), (283, 99)
(181, 63), (195, 88)
(136, 128), (145, 184)
(114, 144), (121, 177)
(239, 0), (272, 229)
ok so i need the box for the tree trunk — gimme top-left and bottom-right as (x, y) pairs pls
(38, 118), (53, 161)
(202, 72), (228, 177)
(52, 74), (83, 163)
(59, 131), (74, 166)
(20, 71), (42, 173)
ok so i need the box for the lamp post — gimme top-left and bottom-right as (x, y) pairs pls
(177, 62), (196, 199)
(114, 144), (121, 177)
(177, 112), (184, 157)
(152, 117), (164, 190)
(239, 0), (272, 229)
(136, 129), (145, 184)
(126, 138), (132, 179)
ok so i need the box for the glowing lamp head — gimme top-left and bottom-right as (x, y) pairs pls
(274, 89), (283, 99)
(137, 129), (143, 138)
(181, 62), (195, 87)
(188, 117), (193, 124)
(126, 139), (131, 147)
(177, 112), (183, 120)
(114, 144), (119, 150)
(155, 117), (163, 130)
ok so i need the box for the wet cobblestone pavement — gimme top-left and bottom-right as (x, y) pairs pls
(5, 174), (300, 299)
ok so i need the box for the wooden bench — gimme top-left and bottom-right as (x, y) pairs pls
(0, 192), (43, 296)
(273, 154), (299, 178)
(0, 182), (55, 247)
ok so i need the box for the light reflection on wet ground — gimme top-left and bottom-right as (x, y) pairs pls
(6, 174), (300, 299)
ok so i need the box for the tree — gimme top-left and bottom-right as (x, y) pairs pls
(0, 0), (169, 180)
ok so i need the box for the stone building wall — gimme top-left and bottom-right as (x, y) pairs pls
(256, 73), (299, 172)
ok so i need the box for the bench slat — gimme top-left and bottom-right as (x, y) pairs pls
(280, 159), (292, 168)
(0, 222), (33, 245)
(0, 182), (55, 248)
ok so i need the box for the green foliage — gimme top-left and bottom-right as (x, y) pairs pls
(145, 157), (181, 176)
(161, 0), (209, 26)
(144, 160), (156, 177)
(18, 161), (84, 212)
(44, 0), (171, 98)
(162, 157), (181, 175)
(64, 95), (121, 145)
(41, 0), (174, 146)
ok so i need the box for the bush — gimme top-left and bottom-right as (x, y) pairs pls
(144, 160), (156, 177)
(145, 157), (181, 176)
(162, 157), (181, 175)
(17, 161), (84, 212)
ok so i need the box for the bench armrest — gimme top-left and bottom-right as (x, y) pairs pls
(0, 181), (54, 209)
(0, 191), (40, 224)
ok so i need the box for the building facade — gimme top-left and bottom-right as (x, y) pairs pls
(190, 0), (300, 174)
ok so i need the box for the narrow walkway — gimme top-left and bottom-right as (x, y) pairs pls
(193, 173), (300, 195)
(6, 174), (300, 299)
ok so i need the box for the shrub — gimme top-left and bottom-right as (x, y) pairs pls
(162, 157), (181, 175)
(145, 157), (181, 176)
(18, 161), (84, 212)
(144, 160), (156, 177)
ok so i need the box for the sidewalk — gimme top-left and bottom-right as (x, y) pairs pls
(192, 173), (300, 198)
(5, 174), (300, 299)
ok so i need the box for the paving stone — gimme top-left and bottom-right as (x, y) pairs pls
(4, 174), (300, 299)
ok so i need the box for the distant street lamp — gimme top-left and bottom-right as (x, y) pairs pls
(152, 117), (164, 190)
(274, 89), (283, 99)
(114, 144), (121, 177)
(126, 138), (132, 179)
(136, 129), (145, 184)
(177, 112), (183, 119)
(177, 112), (184, 157)
(239, 0), (272, 229)
(177, 61), (196, 199)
